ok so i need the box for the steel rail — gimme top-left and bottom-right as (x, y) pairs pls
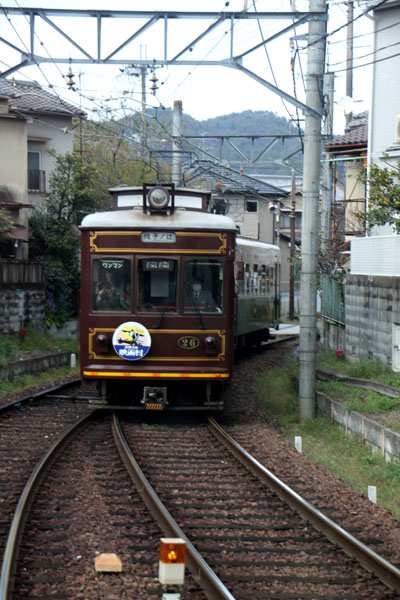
(0, 410), (97, 600)
(111, 413), (235, 600)
(0, 378), (81, 415)
(208, 416), (400, 593)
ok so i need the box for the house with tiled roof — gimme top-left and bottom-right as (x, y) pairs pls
(183, 160), (298, 301)
(0, 79), (84, 258)
(324, 112), (368, 245)
(184, 159), (289, 241)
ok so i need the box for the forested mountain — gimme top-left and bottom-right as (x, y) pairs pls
(153, 107), (303, 174)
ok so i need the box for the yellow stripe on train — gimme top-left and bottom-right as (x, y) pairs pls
(83, 371), (229, 379)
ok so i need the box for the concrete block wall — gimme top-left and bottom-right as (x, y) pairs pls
(0, 289), (45, 335)
(344, 275), (400, 366)
(0, 350), (70, 382)
(317, 392), (400, 463)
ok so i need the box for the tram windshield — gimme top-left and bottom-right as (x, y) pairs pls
(184, 258), (223, 314)
(137, 258), (178, 313)
(91, 257), (132, 312)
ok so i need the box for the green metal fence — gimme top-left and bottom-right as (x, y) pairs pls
(321, 276), (345, 327)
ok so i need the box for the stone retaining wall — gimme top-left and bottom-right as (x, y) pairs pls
(344, 274), (400, 366)
(317, 391), (400, 463)
(0, 351), (71, 382)
(0, 289), (45, 335)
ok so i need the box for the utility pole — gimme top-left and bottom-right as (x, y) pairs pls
(172, 100), (183, 187)
(289, 170), (296, 321)
(346, 0), (354, 127)
(320, 71), (334, 251)
(140, 65), (147, 159)
(298, 0), (327, 423)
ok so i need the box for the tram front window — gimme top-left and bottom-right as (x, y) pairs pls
(137, 258), (178, 312)
(184, 259), (223, 314)
(92, 257), (131, 312)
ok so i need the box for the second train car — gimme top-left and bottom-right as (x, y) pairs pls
(79, 184), (280, 410)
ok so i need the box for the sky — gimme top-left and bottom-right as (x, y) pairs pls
(0, 0), (375, 134)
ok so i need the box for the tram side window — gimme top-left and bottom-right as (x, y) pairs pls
(269, 266), (274, 291)
(260, 265), (267, 295)
(244, 264), (250, 295)
(137, 258), (178, 313)
(92, 257), (132, 311)
(184, 258), (223, 314)
(254, 265), (259, 295)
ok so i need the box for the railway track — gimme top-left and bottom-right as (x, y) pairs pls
(3, 395), (399, 599)
(0, 382), (90, 571)
(117, 415), (400, 599)
(0, 404), (205, 599)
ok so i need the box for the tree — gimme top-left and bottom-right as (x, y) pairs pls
(356, 158), (400, 232)
(29, 152), (103, 327)
(75, 113), (154, 200)
(0, 208), (15, 244)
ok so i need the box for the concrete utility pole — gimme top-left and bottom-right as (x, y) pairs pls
(140, 66), (147, 159)
(320, 71), (334, 251)
(172, 100), (183, 187)
(298, 0), (327, 423)
(346, 0), (354, 127)
(289, 170), (296, 321)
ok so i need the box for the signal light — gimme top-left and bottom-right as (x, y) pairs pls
(159, 538), (186, 585)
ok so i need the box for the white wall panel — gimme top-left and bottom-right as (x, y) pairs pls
(351, 235), (400, 275)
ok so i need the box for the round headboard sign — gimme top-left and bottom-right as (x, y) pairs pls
(112, 321), (151, 361)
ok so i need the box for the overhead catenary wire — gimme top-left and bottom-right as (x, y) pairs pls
(0, 2), (384, 113)
(0, 2), (72, 107)
(1, 0), (391, 163)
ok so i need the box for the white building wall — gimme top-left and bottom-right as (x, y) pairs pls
(369, 1), (400, 236)
(0, 115), (27, 206)
(370, 3), (400, 156)
(27, 114), (75, 208)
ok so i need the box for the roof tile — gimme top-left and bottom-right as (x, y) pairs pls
(0, 79), (84, 117)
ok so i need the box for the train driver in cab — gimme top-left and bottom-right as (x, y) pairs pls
(185, 277), (221, 313)
(96, 270), (121, 310)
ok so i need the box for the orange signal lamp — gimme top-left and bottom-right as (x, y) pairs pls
(159, 538), (186, 585)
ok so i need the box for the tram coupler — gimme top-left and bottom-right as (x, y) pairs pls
(162, 588), (181, 600)
(142, 386), (167, 410)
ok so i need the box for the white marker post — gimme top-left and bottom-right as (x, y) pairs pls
(70, 353), (76, 368)
(368, 485), (377, 504)
(295, 436), (302, 453)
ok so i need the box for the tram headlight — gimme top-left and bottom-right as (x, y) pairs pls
(147, 186), (170, 210)
(95, 333), (109, 354)
(204, 336), (217, 356)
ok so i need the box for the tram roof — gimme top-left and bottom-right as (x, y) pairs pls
(236, 236), (280, 262)
(80, 207), (237, 231)
(237, 237), (279, 251)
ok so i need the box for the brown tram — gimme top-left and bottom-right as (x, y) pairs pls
(79, 184), (280, 410)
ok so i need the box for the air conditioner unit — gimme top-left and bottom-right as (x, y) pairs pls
(395, 115), (400, 144)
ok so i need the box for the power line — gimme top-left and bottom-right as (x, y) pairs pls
(11, 0), (67, 83)
(329, 37), (400, 67)
(305, 0), (391, 50)
(334, 46), (400, 71)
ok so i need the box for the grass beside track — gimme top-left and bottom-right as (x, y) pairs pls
(253, 351), (400, 520)
(0, 327), (79, 400)
(0, 327), (78, 366)
(0, 366), (80, 399)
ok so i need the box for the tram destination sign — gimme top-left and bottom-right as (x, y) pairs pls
(141, 232), (176, 243)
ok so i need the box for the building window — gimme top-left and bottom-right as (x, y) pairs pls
(28, 151), (45, 192)
(246, 200), (258, 213)
(28, 151), (40, 171)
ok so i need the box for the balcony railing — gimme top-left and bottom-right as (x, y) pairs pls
(28, 169), (46, 193)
